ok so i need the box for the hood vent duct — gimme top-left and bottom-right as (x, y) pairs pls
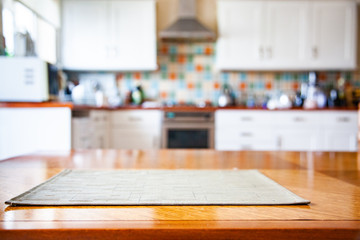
(159, 0), (216, 41)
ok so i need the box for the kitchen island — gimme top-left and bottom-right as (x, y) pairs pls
(0, 149), (359, 239)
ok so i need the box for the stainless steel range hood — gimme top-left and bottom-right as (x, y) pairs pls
(159, 0), (216, 41)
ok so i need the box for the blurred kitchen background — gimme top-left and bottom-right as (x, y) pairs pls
(0, 0), (359, 108)
(0, 0), (359, 159)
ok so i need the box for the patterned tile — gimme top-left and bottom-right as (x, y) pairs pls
(76, 42), (356, 106)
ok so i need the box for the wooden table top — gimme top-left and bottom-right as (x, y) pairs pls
(0, 149), (359, 239)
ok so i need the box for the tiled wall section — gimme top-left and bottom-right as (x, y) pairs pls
(88, 42), (360, 106)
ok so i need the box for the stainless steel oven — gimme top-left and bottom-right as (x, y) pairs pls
(161, 111), (214, 149)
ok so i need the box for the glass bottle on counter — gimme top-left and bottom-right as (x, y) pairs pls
(131, 84), (145, 105)
(303, 72), (326, 109)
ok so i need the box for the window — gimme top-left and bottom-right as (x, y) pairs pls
(37, 18), (56, 63)
(1, 1), (57, 63)
(2, 8), (15, 55)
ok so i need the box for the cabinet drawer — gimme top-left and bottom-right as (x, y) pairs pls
(278, 129), (321, 151)
(215, 129), (278, 150)
(111, 110), (161, 128)
(110, 129), (160, 149)
(90, 110), (109, 124)
(216, 139), (278, 151)
(323, 130), (357, 151)
(215, 110), (278, 127)
(276, 111), (321, 127)
(320, 112), (357, 127)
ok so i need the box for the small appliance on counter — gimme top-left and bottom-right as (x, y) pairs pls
(0, 56), (59, 102)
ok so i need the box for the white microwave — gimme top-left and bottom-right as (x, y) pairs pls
(0, 57), (58, 102)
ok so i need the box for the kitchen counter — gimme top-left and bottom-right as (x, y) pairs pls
(0, 101), (73, 109)
(0, 101), (357, 111)
(0, 149), (359, 240)
(73, 104), (358, 112)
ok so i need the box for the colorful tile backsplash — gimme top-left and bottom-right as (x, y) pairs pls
(69, 42), (359, 106)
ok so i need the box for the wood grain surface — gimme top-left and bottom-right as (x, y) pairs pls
(0, 150), (359, 239)
(0, 101), (357, 112)
(0, 102), (73, 109)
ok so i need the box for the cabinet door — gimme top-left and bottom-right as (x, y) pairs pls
(323, 130), (357, 151)
(62, 0), (109, 70)
(62, 0), (156, 71)
(0, 108), (71, 160)
(72, 117), (92, 149)
(215, 128), (278, 150)
(310, 0), (357, 69)
(111, 110), (161, 129)
(110, 0), (157, 70)
(265, 1), (309, 69)
(111, 129), (160, 149)
(320, 111), (358, 151)
(215, 110), (279, 151)
(110, 110), (161, 149)
(90, 111), (110, 148)
(276, 111), (321, 151)
(216, 0), (264, 70)
(279, 129), (321, 151)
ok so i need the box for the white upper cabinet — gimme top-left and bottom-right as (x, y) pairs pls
(62, 0), (157, 71)
(264, 1), (310, 69)
(216, 0), (357, 71)
(216, 1), (264, 69)
(62, 1), (108, 70)
(110, 1), (157, 70)
(310, 1), (357, 69)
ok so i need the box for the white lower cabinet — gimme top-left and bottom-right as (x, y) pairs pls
(72, 117), (92, 149)
(72, 110), (110, 149)
(322, 130), (357, 152)
(278, 128), (321, 151)
(110, 129), (160, 149)
(110, 110), (162, 149)
(216, 128), (278, 150)
(0, 107), (72, 160)
(72, 110), (161, 150)
(318, 111), (358, 151)
(215, 110), (358, 152)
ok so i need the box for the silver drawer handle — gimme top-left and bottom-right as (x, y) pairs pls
(240, 132), (253, 137)
(312, 46), (318, 59)
(259, 46), (264, 59)
(241, 145), (252, 150)
(241, 117), (253, 121)
(266, 47), (272, 59)
(337, 117), (350, 122)
(128, 117), (142, 121)
(293, 117), (305, 122)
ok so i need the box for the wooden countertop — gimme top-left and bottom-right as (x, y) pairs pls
(73, 104), (358, 112)
(1, 101), (357, 111)
(0, 150), (359, 239)
(0, 101), (73, 109)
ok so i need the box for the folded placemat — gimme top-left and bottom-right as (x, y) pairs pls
(5, 169), (310, 206)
